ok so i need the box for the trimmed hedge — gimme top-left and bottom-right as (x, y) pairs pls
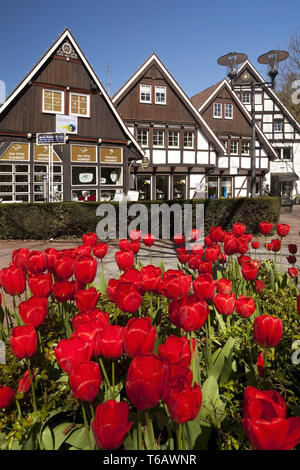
(0, 197), (281, 240)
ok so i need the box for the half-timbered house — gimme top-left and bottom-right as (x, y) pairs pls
(0, 29), (144, 203)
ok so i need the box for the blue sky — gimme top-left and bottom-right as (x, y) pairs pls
(0, 0), (299, 99)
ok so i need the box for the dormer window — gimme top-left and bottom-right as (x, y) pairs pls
(213, 102), (222, 118)
(140, 84), (151, 103)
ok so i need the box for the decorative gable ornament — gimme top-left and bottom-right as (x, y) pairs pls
(56, 41), (78, 60)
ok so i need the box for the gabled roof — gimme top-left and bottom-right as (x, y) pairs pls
(190, 81), (223, 110)
(112, 53), (226, 155)
(0, 28), (144, 156)
(236, 60), (300, 133)
(190, 78), (278, 160)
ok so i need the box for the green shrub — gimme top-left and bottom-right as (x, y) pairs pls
(0, 197), (281, 240)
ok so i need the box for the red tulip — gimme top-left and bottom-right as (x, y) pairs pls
(10, 325), (37, 360)
(253, 314), (283, 347)
(17, 370), (32, 394)
(232, 223), (246, 237)
(287, 255), (297, 265)
(276, 224), (290, 238)
(158, 335), (191, 368)
(259, 221), (273, 235)
(168, 294), (209, 332)
(52, 280), (75, 302)
(129, 230), (141, 241)
(119, 269), (144, 295)
(176, 248), (190, 264)
(255, 280), (265, 293)
(93, 243), (108, 259)
(160, 272), (192, 300)
(204, 235), (214, 246)
(92, 400), (133, 450)
(270, 239), (281, 252)
(187, 254), (202, 270)
(69, 361), (102, 402)
(213, 293), (236, 316)
(193, 273), (217, 301)
(241, 261), (258, 281)
(235, 295), (256, 318)
(106, 279), (119, 303)
(114, 282), (142, 313)
(19, 296), (48, 328)
(130, 240), (140, 254)
(72, 308), (109, 331)
(118, 239), (132, 251)
(238, 255), (252, 266)
(74, 287), (100, 312)
(28, 273), (52, 297)
(0, 266), (26, 296)
(74, 314), (109, 357)
(44, 247), (58, 271)
(54, 337), (92, 373)
(217, 278), (232, 295)
(189, 229), (201, 241)
(257, 351), (264, 378)
(142, 234), (155, 247)
(204, 244), (220, 262)
(124, 317), (156, 358)
(12, 248), (30, 271)
(288, 244), (297, 255)
(236, 236), (249, 255)
(224, 233), (239, 255)
(25, 250), (48, 274)
(76, 245), (92, 259)
(126, 354), (167, 410)
(209, 226), (225, 243)
(218, 251), (226, 264)
(54, 254), (75, 280)
(140, 265), (161, 292)
(173, 234), (185, 246)
(98, 325), (124, 359)
(197, 261), (213, 274)
(288, 267), (298, 278)
(0, 386), (15, 408)
(115, 250), (134, 272)
(74, 255), (97, 285)
(191, 243), (203, 256)
(164, 374), (202, 423)
(251, 241), (260, 250)
(82, 232), (98, 246)
(242, 386), (300, 450)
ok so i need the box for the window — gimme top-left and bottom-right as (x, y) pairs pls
(168, 131), (179, 148)
(140, 84), (151, 103)
(221, 140), (228, 149)
(137, 129), (148, 147)
(242, 92), (250, 104)
(155, 175), (169, 200)
(72, 189), (98, 202)
(155, 86), (166, 104)
(72, 166), (97, 186)
(241, 141), (250, 155)
(221, 177), (232, 198)
(230, 140), (238, 155)
(136, 175), (151, 200)
(173, 175), (186, 199)
(274, 120), (282, 132)
(225, 104), (233, 119)
(213, 102), (222, 118)
(184, 132), (194, 148)
(208, 177), (218, 199)
(100, 167), (123, 186)
(42, 89), (64, 114)
(33, 165), (63, 202)
(153, 130), (164, 147)
(69, 93), (90, 117)
(274, 147), (293, 160)
(0, 163), (30, 202)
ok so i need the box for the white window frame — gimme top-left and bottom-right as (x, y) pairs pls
(184, 131), (194, 149)
(242, 92), (250, 104)
(0, 163), (30, 202)
(230, 140), (239, 155)
(153, 129), (165, 147)
(155, 86), (166, 105)
(140, 84), (151, 103)
(213, 102), (222, 118)
(137, 129), (149, 147)
(241, 141), (250, 155)
(69, 92), (91, 118)
(42, 88), (64, 115)
(168, 131), (179, 148)
(274, 120), (283, 132)
(225, 104), (233, 119)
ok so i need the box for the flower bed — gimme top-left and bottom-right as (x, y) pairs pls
(0, 223), (299, 451)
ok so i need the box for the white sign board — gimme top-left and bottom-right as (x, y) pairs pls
(56, 115), (78, 134)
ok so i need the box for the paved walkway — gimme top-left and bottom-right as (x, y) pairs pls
(0, 208), (299, 281)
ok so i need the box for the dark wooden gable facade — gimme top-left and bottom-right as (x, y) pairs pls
(0, 29), (143, 203)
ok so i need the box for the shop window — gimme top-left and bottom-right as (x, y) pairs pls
(72, 189), (98, 202)
(0, 163), (30, 202)
(155, 175), (169, 200)
(100, 189), (123, 202)
(100, 167), (123, 186)
(136, 175), (151, 200)
(72, 166), (97, 185)
(42, 89), (64, 114)
(69, 93), (90, 118)
(173, 175), (186, 199)
(208, 177), (218, 199)
(221, 177), (232, 198)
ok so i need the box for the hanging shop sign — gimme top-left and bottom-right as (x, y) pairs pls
(71, 144), (97, 162)
(34, 144), (62, 162)
(100, 147), (123, 164)
(56, 115), (78, 134)
(0, 142), (29, 161)
(36, 133), (66, 145)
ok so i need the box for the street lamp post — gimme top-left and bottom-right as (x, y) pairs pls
(217, 50), (289, 197)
